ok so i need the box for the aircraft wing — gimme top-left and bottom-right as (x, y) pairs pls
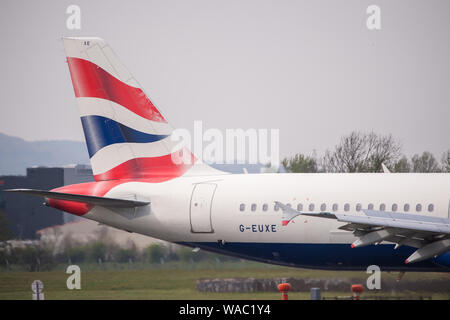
(5, 189), (150, 208)
(275, 201), (450, 264)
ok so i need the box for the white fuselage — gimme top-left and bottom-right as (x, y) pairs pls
(83, 173), (450, 270)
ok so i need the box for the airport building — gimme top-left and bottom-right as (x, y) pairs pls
(0, 164), (93, 239)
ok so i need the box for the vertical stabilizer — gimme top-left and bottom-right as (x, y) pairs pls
(62, 37), (224, 181)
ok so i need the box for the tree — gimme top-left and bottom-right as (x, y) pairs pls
(322, 132), (401, 173)
(411, 152), (441, 173)
(64, 246), (86, 264)
(86, 242), (107, 262)
(281, 154), (318, 173)
(10, 246), (55, 271)
(441, 150), (450, 172)
(393, 156), (411, 173)
(177, 246), (199, 262)
(115, 248), (137, 263)
(145, 243), (166, 263)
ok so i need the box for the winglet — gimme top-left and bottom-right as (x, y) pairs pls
(275, 201), (302, 226)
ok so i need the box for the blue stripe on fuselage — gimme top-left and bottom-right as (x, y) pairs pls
(80, 115), (169, 157)
(178, 242), (448, 272)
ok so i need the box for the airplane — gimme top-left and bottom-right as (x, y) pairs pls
(7, 37), (450, 272)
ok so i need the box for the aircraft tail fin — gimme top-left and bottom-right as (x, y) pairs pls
(62, 37), (223, 181)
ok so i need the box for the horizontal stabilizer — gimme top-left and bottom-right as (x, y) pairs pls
(4, 189), (150, 208)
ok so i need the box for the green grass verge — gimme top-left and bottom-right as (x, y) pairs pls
(0, 266), (449, 300)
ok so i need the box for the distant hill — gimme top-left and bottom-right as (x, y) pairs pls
(0, 133), (89, 175)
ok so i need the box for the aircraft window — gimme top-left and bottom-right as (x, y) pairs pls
(392, 204), (398, 212)
(416, 204), (422, 212)
(297, 203), (303, 211)
(379, 203), (386, 211)
(344, 203), (350, 212)
(274, 203), (280, 211)
(320, 203), (326, 211)
(251, 204), (257, 211)
(428, 204), (434, 212)
(332, 203), (338, 211)
(368, 203), (374, 210)
(404, 204), (410, 212)
(356, 203), (362, 211)
(239, 204), (245, 211)
(308, 203), (315, 211)
(262, 203), (268, 211)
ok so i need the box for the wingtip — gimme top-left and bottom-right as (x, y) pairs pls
(3, 188), (29, 193)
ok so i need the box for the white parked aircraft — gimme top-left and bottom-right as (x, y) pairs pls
(8, 37), (450, 271)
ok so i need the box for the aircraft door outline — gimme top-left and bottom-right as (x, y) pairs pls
(189, 183), (217, 233)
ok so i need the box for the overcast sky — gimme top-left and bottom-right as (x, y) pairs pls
(0, 0), (449, 160)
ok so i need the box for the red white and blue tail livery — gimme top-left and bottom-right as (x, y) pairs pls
(63, 37), (215, 182)
(7, 37), (450, 272)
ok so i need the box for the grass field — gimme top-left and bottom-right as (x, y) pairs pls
(1, 263), (449, 300)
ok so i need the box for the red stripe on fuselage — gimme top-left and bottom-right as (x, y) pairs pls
(66, 57), (166, 123)
(93, 148), (196, 181)
(47, 151), (193, 215)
